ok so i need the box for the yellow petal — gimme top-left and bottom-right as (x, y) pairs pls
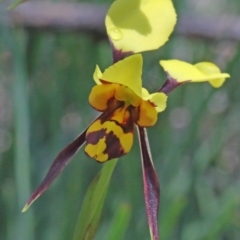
(93, 65), (103, 85)
(85, 137), (109, 162)
(141, 89), (167, 112)
(137, 100), (158, 127)
(160, 60), (230, 87)
(88, 84), (117, 111)
(106, 0), (177, 53)
(101, 54), (143, 96)
(85, 106), (134, 162)
(148, 92), (168, 112)
(194, 62), (230, 88)
(115, 85), (141, 107)
(141, 88), (150, 99)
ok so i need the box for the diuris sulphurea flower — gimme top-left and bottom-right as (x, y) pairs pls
(85, 54), (167, 162)
(23, 1), (230, 239)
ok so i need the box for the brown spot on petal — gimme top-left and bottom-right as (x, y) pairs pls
(103, 131), (125, 159)
(86, 129), (106, 144)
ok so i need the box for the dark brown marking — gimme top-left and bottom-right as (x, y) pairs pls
(110, 120), (134, 134)
(86, 129), (106, 144)
(103, 131), (125, 159)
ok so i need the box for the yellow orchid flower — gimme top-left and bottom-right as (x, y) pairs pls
(159, 60), (230, 91)
(106, 0), (177, 61)
(22, 55), (168, 229)
(85, 54), (167, 162)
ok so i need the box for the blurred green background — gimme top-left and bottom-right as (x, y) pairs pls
(0, 0), (240, 239)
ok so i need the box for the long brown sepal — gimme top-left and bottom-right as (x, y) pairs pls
(22, 129), (87, 212)
(137, 126), (160, 240)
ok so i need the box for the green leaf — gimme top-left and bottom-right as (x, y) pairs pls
(73, 159), (118, 240)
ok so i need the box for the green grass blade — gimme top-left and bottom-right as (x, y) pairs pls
(161, 197), (187, 239)
(12, 30), (34, 240)
(8, 0), (28, 10)
(105, 202), (131, 240)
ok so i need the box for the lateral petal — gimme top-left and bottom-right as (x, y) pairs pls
(194, 62), (229, 88)
(89, 84), (118, 111)
(143, 92), (168, 113)
(137, 100), (158, 127)
(160, 59), (230, 87)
